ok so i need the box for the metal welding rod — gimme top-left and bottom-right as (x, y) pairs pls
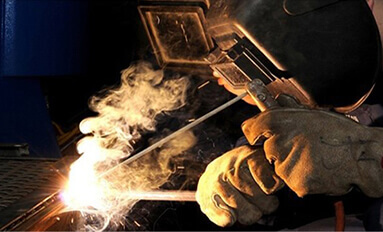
(101, 92), (247, 177)
(127, 190), (196, 202)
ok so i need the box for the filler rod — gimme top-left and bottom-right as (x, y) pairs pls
(101, 92), (247, 177)
(127, 190), (196, 202)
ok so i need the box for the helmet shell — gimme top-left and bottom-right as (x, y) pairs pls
(206, 0), (382, 109)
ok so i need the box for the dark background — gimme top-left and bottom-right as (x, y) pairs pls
(41, 0), (146, 131)
(0, 0), (148, 158)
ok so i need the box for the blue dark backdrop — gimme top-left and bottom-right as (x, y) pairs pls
(0, 0), (90, 158)
(0, 0), (141, 158)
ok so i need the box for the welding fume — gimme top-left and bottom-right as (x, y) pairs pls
(63, 0), (383, 231)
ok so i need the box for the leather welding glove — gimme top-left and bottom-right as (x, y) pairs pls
(242, 107), (383, 198)
(196, 145), (284, 227)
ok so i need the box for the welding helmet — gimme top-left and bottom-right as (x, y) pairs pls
(138, 0), (382, 112)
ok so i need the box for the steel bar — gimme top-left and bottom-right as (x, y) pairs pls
(101, 92), (247, 177)
(0, 191), (63, 231)
(127, 190), (196, 202)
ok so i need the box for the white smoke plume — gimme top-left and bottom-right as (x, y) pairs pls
(62, 61), (196, 231)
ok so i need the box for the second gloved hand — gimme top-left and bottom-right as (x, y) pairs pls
(196, 145), (284, 227)
(242, 108), (383, 198)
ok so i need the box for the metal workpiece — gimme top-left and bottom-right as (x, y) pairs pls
(0, 156), (77, 231)
(246, 79), (279, 112)
(0, 155), (196, 231)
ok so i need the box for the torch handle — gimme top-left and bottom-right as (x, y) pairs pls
(246, 79), (279, 112)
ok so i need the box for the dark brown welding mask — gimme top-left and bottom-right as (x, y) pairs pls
(138, 0), (382, 112)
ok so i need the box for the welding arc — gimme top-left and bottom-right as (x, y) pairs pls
(100, 92), (248, 177)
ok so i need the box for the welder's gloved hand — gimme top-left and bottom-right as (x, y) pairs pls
(196, 145), (284, 227)
(242, 108), (383, 198)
